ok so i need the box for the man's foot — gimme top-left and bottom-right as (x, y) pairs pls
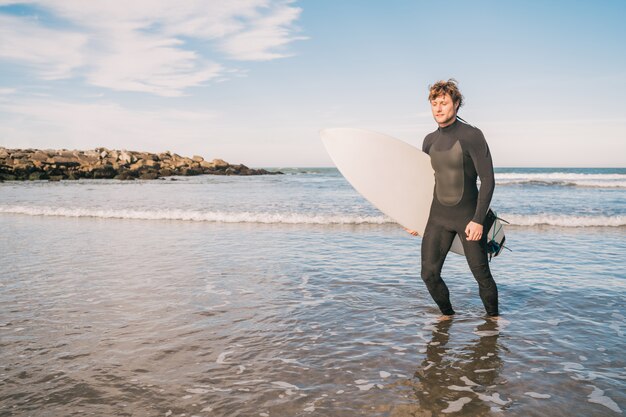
(437, 314), (454, 321)
(486, 315), (500, 321)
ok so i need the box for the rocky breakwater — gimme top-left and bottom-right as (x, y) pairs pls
(0, 147), (282, 181)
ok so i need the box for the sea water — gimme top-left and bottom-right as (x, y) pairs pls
(1, 168), (624, 416)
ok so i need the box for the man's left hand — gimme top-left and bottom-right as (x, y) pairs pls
(465, 221), (483, 241)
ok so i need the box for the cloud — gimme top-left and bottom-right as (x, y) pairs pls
(0, 14), (87, 80)
(0, 0), (305, 95)
(218, 3), (308, 61)
(0, 97), (221, 152)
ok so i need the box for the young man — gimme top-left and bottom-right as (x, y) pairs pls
(405, 79), (499, 319)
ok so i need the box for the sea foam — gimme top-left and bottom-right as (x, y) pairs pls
(0, 205), (624, 228)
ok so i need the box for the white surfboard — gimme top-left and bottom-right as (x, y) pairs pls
(321, 127), (506, 257)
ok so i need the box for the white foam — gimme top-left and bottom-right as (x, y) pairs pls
(356, 383), (375, 391)
(2, 204), (623, 228)
(587, 385), (622, 413)
(379, 371), (391, 379)
(442, 397), (472, 413)
(216, 351), (234, 364)
(205, 283), (232, 296)
(233, 379), (266, 385)
(476, 392), (510, 406)
(276, 358), (298, 364)
(0, 205), (392, 225)
(503, 214), (626, 228)
(361, 341), (392, 346)
(494, 172), (626, 188)
(474, 330), (499, 337)
(562, 362), (584, 371)
(448, 385), (474, 392)
(185, 388), (209, 394)
(525, 392), (551, 399)
(272, 381), (300, 390)
(608, 322), (624, 337)
(460, 376), (479, 386)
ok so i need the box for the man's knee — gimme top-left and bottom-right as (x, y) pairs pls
(469, 263), (494, 287)
(421, 263), (441, 285)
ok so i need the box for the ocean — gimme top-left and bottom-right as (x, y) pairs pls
(1, 167), (625, 416)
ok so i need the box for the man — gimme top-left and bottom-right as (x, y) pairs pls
(405, 79), (499, 319)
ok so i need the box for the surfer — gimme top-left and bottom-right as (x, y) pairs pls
(405, 79), (499, 319)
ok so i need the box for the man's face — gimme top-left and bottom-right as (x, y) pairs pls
(430, 93), (458, 127)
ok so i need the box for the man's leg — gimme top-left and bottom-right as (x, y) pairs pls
(421, 221), (457, 315)
(460, 234), (499, 316)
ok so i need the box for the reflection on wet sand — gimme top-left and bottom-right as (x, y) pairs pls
(396, 319), (508, 416)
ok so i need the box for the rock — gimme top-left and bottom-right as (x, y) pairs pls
(115, 171), (135, 180)
(212, 158), (229, 168)
(28, 172), (46, 180)
(129, 160), (146, 170)
(158, 168), (174, 176)
(92, 165), (117, 179)
(31, 151), (50, 162)
(172, 159), (189, 169)
(51, 156), (80, 167)
(119, 151), (135, 164)
(139, 171), (159, 180)
(180, 167), (201, 176)
(0, 148), (283, 180)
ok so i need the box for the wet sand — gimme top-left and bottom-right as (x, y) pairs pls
(1, 215), (624, 416)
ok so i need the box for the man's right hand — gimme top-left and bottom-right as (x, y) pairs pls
(404, 227), (419, 236)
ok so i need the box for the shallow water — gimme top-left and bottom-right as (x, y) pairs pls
(1, 212), (624, 416)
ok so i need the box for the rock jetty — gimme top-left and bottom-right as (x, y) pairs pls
(0, 147), (282, 181)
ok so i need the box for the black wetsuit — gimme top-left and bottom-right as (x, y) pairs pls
(421, 118), (499, 317)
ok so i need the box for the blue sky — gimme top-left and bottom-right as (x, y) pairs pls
(0, 0), (625, 167)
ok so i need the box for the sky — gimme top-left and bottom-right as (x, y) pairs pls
(0, 0), (625, 168)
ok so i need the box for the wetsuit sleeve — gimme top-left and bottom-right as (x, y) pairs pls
(468, 130), (495, 224)
(422, 135), (433, 154)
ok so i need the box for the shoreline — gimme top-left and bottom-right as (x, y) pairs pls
(0, 147), (282, 181)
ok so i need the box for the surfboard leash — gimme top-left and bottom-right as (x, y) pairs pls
(487, 210), (512, 261)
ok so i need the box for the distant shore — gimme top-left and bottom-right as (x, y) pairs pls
(0, 147), (282, 181)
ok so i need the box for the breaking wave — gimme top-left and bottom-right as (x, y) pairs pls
(1, 205), (624, 228)
(494, 172), (626, 188)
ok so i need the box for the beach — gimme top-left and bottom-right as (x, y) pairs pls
(1, 168), (625, 416)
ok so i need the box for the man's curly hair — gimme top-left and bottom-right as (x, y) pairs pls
(428, 79), (464, 109)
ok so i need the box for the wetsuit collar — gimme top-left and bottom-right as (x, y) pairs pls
(438, 118), (460, 133)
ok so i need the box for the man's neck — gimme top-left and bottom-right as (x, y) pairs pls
(438, 116), (458, 129)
